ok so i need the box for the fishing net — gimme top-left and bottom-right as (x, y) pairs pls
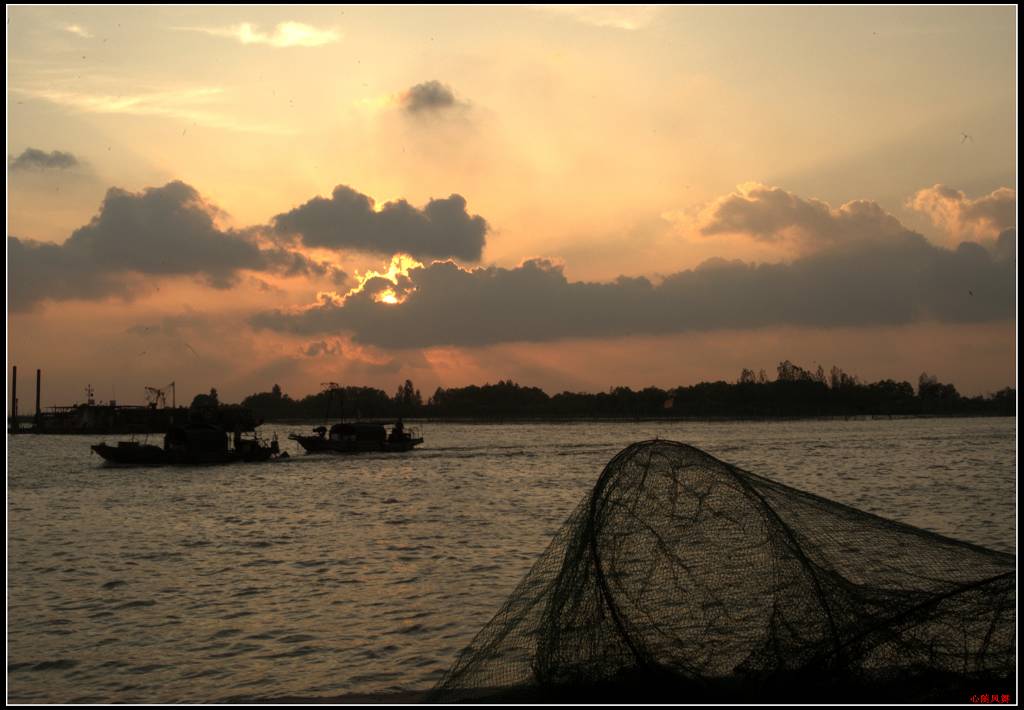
(431, 440), (1015, 702)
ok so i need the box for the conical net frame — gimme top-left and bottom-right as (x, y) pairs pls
(431, 440), (1014, 701)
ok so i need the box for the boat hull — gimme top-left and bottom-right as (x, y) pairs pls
(91, 442), (167, 465)
(290, 435), (424, 454)
(91, 442), (278, 466)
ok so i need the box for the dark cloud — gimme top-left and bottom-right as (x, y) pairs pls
(9, 148), (80, 171)
(7, 235), (132, 310)
(252, 232), (1016, 348)
(8, 181), (342, 310)
(303, 340), (341, 357)
(993, 228), (1016, 262)
(399, 80), (460, 114)
(65, 181), (265, 286)
(271, 185), (487, 261)
(300, 339), (404, 376)
(259, 244), (346, 283)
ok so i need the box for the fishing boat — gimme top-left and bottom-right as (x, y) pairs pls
(289, 420), (423, 454)
(91, 422), (280, 466)
(289, 383), (424, 454)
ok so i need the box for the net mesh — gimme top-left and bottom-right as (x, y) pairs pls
(431, 440), (1015, 702)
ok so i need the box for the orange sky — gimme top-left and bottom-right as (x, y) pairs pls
(6, 5), (1018, 406)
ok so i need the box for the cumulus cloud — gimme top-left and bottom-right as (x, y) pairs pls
(63, 24), (93, 39)
(271, 185), (487, 261)
(9, 148), (80, 171)
(174, 22), (340, 48)
(253, 232), (1015, 348)
(698, 183), (909, 249)
(535, 5), (662, 31)
(398, 80), (462, 114)
(8, 181), (341, 310)
(907, 185), (1016, 241)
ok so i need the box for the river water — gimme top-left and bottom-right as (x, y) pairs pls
(6, 418), (1016, 702)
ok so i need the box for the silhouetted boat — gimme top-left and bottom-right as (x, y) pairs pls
(289, 421), (423, 454)
(91, 423), (280, 466)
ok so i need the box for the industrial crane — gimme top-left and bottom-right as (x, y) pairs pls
(144, 381), (176, 409)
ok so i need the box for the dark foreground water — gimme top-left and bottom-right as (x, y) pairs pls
(6, 418), (1016, 702)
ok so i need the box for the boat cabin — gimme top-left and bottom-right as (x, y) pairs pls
(328, 422), (387, 443)
(164, 423), (228, 456)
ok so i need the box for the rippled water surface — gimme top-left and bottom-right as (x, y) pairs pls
(7, 418), (1016, 702)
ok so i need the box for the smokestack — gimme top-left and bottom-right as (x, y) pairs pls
(10, 366), (17, 434)
(35, 369), (42, 421)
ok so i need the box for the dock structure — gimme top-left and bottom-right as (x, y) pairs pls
(9, 365), (18, 434)
(8, 368), (260, 434)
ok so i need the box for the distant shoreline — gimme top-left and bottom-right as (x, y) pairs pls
(8, 412), (1012, 435)
(258, 413), (1015, 425)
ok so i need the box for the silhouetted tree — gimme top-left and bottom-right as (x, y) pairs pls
(394, 379), (422, 410)
(234, 364), (1010, 421)
(777, 360), (813, 382)
(918, 373), (961, 414)
(918, 373), (939, 396)
(190, 388), (220, 410)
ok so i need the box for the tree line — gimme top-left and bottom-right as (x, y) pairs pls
(237, 361), (1015, 421)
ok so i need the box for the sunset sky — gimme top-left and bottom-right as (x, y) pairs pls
(6, 5), (1017, 407)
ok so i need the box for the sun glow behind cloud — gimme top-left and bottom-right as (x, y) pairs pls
(346, 254), (425, 305)
(376, 289), (400, 305)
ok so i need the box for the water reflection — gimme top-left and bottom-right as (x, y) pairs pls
(7, 418), (1015, 702)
